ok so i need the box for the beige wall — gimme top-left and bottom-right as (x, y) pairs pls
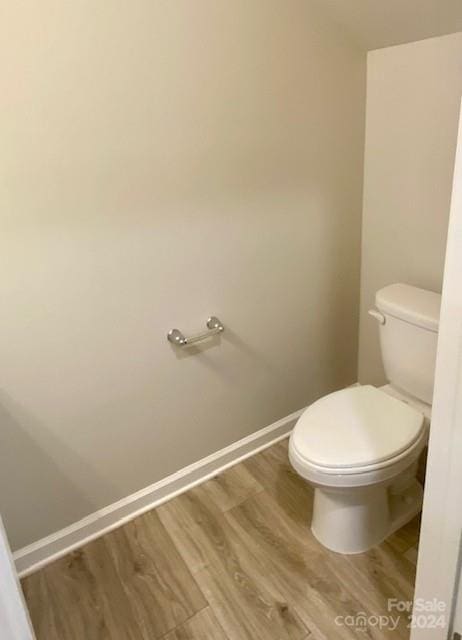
(358, 33), (462, 385)
(0, 0), (365, 549)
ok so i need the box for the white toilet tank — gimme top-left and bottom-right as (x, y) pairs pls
(373, 283), (441, 405)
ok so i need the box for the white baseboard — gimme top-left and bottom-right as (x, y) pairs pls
(14, 408), (304, 578)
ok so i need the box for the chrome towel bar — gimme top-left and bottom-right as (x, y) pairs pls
(167, 316), (224, 347)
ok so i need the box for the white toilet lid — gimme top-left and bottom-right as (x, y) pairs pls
(292, 385), (425, 470)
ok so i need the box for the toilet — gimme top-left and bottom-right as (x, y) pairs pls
(289, 283), (441, 554)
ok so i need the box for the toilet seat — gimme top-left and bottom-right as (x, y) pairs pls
(290, 430), (427, 488)
(291, 385), (424, 469)
(289, 385), (426, 488)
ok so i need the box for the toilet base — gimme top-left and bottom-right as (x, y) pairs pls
(311, 478), (423, 554)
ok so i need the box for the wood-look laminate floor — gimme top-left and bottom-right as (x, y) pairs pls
(22, 439), (420, 640)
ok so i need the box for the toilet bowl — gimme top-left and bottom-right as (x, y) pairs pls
(289, 283), (441, 554)
(289, 384), (427, 553)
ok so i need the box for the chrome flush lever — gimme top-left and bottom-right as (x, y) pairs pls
(368, 309), (386, 325)
(167, 316), (224, 347)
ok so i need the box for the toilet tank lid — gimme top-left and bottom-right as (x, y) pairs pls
(376, 283), (441, 332)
